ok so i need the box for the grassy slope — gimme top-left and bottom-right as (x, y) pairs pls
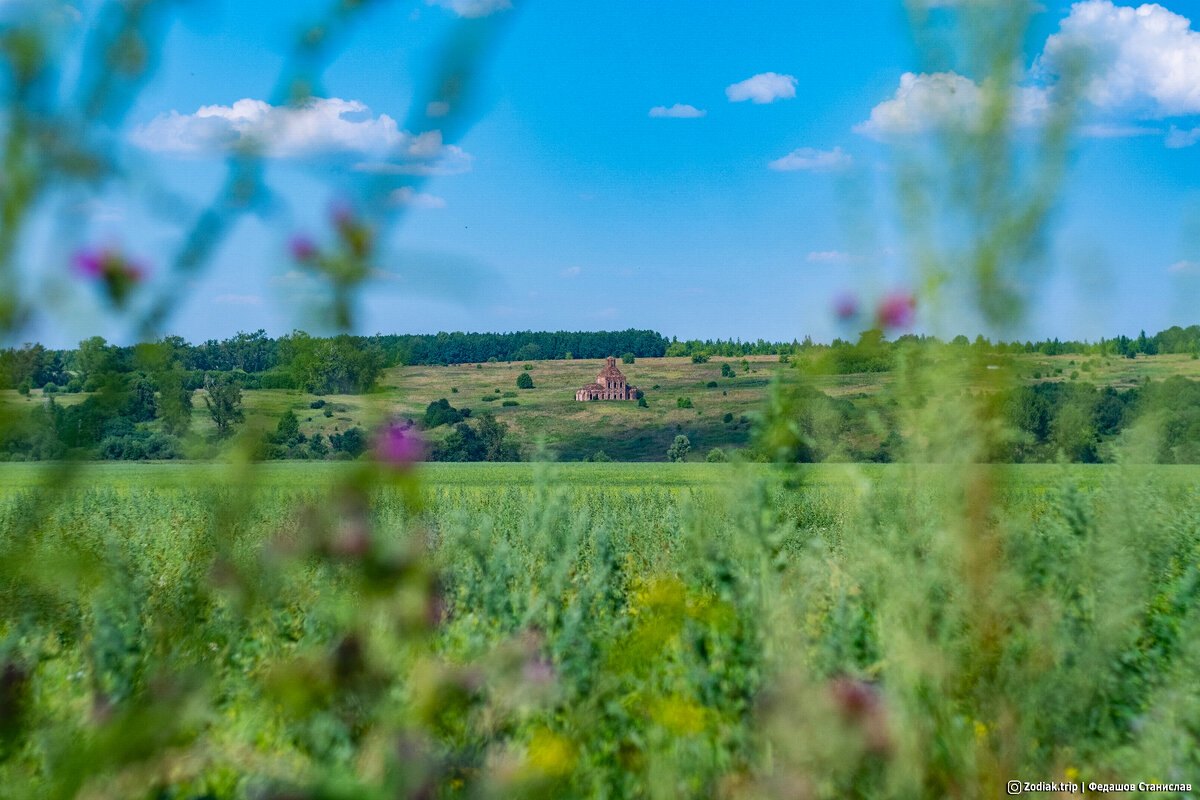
(5, 351), (1200, 462)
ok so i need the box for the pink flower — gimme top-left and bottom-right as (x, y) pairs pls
(374, 421), (424, 468)
(876, 291), (916, 330)
(71, 247), (147, 307)
(289, 235), (318, 262)
(833, 292), (859, 321)
(72, 250), (105, 278)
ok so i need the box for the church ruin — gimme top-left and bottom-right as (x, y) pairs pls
(576, 356), (639, 401)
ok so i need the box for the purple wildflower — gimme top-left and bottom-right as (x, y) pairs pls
(876, 291), (916, 330)
(833, 292), (859, 321)
(374, 421), (424, 468)
(289, 235), (318, 262)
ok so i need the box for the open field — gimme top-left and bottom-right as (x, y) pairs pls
(11, 351), (1200, 463)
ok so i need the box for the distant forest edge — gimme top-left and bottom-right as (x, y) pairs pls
(2, 326), (1197, 393)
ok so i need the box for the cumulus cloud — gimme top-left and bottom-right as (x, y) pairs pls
(132, 98), (472, 172)
(424, 0), (511, 18)
(389, 187), (447, 208)
(1166, 125), (1200, 148)
(726, 72), (798, 104)
(859, 1), (1200, 141)
(1039, 0), (1200, 118)
(649, 104), (707, 118)
(854, 72), (1049, 139)
(768, 146), (852, 171)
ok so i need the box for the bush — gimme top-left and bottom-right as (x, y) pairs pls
(677, 397), (693, 409)
(705, 448), (727, 462)
(621, 353), (635, 364)
(309, 399), (326, 409)
(329, 427), (368, 457)
(666, 434), (691, 462)
(323, 406), (334, 417)
(523, 363), (533, 371)
(43, 383), (58, 394)
(723, 412), (733, 424)
(1033, 371), (1042, 379)
(637, 397), (648, 408)
(586, 450), (612, 462)
(502, 400), (519, 407)
(721, 363), (734, 378)
(516, 372), (534, 390)
(706, 381), (718, 388)
(691, 353), (709, 364)
(424, 398), (464, 428)
(451, 387), (458, 393)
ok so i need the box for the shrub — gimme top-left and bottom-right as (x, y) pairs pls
(451, 387), (458, 393)
(423, 398), (464, 428)
(721, 363), (734, 378)
(476, 364), (482, 369)
(677, 397), (693, 409)
(43, 383), (58, 394)
(481, 396), (497, 402)
(502, 400), (519, 407)
(517, 372), (534, 389)
(1033, 371), (1042, 379)
(323, 407), (334, 417)
(587, 450), (612, 462)
(309, 399), (326, 409)
(691, 353), (709, 364)
(723, 412), (733, 424)
(706, 381), (718, 388)
(666, 434), (690, 462)
(523, 363), (533, 371)
(705, 448), (727, 462)
(621, 353), (635, 364)
(637, 397), (648, 408)
(329, 427), (368, 457)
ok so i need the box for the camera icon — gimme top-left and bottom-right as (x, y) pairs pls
(1006, 781), (1022, 795)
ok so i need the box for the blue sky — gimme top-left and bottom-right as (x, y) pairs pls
(10, 0), (1200, 347)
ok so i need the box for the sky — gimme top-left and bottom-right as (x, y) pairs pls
(8, 0), (1200, 347)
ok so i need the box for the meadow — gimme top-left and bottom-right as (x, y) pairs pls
(2, 461), (1199, 798)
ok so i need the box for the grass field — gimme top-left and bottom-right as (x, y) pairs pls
(3, 461), (1200, 797)
(6, 352), (1200, 463)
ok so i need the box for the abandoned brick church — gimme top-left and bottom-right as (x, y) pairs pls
(575, 356), (639, 402)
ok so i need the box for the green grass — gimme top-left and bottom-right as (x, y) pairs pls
(4, 462), (1200, 797)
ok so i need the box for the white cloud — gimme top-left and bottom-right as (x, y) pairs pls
(726, 72), (798, 104)
(1078, 123), (1161, 137)
(425, 0), (511, 18)
(649, 104), (707, 118)
(560, 266), (581, 277)
(214, 294), (263, 306)
(1039, 0), (1200, 118)
(768, 146), (852, 172)
(1166, 125), (1200, 148)
(854, 72), (1050, 139)
(389, 187), (447, 209)
(132, 98), (472, 173)
(806, 251), (856, 263)
(1168, 259), (1200, 274)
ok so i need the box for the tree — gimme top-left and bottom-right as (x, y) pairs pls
(705, 448), (727, 462)
(721, 363), (734, 378)
(621, 353), (635, 364)
(275, 409), (303, 444)
(156, 366), (194, 436)
(516, 372), (534, 389)
(666, 435), (691, 462)
(203, 374), (244, 437)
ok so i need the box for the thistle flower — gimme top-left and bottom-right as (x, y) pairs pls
(373, 421), (424, 468)
(72, 248), (147, 308)
(833, 291), (860, 321)
(876, 290), (916, 330)
(289, 234), (318, 263)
